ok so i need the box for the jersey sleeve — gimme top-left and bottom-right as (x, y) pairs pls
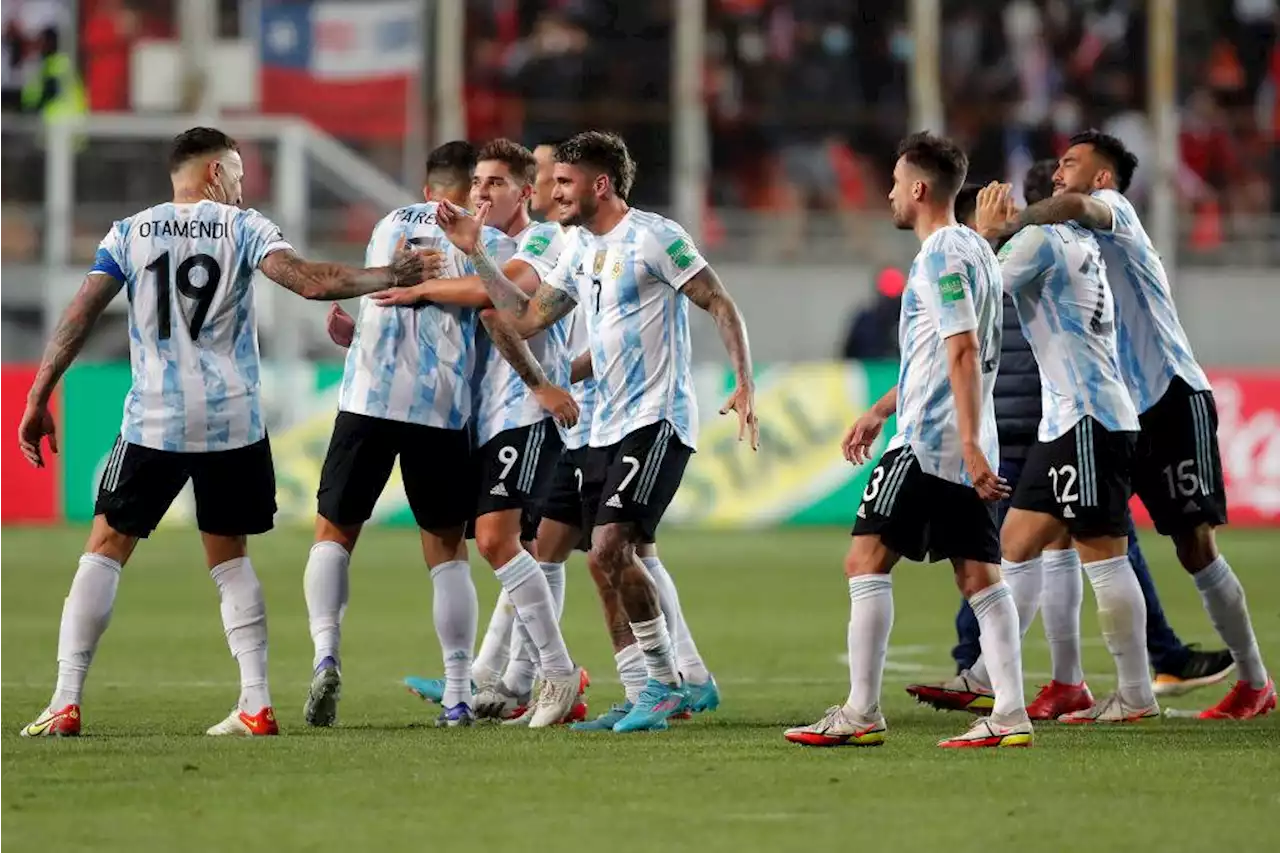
(644, 217), (708, 290)
(363, 213), (401, 267)
(544, 234), (585, 303)
(89, 220), (129, 282)
(512, 223), (564, 282)
(1089, 189), (1136, 241)
(919, 242), (978, 339)
(482, 226), (517, 265)
(996, 226), (1050, 295)
(238, 208), (294, 270)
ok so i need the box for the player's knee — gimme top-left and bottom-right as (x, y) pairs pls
(201, 533), (248, 569)
(315, 515), (360, 552)
(475, 517), (520, 568)
(843, 537), (890, 578)
(590, 523), (631, 569)
(85, 515), (137, 565)
(1173, 525), (1218, 573)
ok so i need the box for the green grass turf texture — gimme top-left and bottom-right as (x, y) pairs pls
(3, 525), (1278, 852)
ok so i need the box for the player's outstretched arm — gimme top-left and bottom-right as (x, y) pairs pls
(681, 266), (759, 449)
(945, 332), (1010, 502)
(259, 246), (436, 301)
(20, 272), (123, 466)
(479, 308), (578, 428)
(370, 260), (542, 309)
(986, 191), (1114, 243)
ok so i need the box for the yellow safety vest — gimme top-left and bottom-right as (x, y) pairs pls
(21, 53), (87, 119)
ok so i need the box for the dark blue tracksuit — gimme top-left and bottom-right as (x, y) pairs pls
(951, 294), (1191, 673)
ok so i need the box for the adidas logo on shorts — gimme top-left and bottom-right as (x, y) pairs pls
(490, 482), (509, 497)
(605, 493), (623, 509)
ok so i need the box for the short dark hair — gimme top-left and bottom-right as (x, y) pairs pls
(896, 131), (968, 198)
(426, 140), (477, 190)
(169, 127), (238, 173)
(1023, 159), (1058, 205)
(954, 183), (981, 225)
(555, 131), (636, 199)
(1067, 129), (1138, 193)
(476, 138), (537, 185)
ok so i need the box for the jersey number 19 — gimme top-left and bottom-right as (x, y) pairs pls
(144, 251), (222, 341)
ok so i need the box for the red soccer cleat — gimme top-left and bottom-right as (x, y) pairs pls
(1026, 680), (1094, 721)
(207, 706), (279, 736)
(1198, 679), (1277, 720)
(20, 704), (81, 737)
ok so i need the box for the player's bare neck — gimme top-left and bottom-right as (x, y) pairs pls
(586, 200), (629, 236)
(502, 206), (533, 239)
(914, 206), (957, 243)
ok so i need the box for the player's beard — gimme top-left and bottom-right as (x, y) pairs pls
(890, 204), (913, 230)
(561, 194), (595, 228)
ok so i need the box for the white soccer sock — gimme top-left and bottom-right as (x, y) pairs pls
(303, 541), (349, 671)
(472, 590), (516, 686)
(629, 614), (680, 686)
(1041, 549), (1085, 684)
(615, 643), (648, 704)
(1193, 556), (1268, 688)
(844, 575), (893, 717)
(1083, 555), (1154, 707)
(51, 553), (121, 709)
(211, 557), (271, 715)
(970, 582), (1027, 721)
(493, 551), (573, 677)
(541, 561), (567, 620)
(641, 556), (711, 684)
(430, 560), (478, 708)
(968, 556), (1042, 688)
(503, 616), (539, 697)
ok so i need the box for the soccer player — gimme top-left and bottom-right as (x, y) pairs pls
(398, 139), (720, 727)
(312, 140), (585, 729)
(784, 132), (1031, 749)
(435, 130), (755, 733)
(912, 168), (1233, 719)
(982, 131), (1274, 720)
(17, 127), (430, 737)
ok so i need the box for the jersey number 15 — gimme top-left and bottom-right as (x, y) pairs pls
(144, 251), (222, 340)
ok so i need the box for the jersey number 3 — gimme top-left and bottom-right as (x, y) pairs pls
(145, 251), (222, 340)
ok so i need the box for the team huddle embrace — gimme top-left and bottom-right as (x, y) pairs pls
(17, 127), (756, 737)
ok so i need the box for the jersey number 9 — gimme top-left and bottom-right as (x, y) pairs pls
(144, 251), (223, 341)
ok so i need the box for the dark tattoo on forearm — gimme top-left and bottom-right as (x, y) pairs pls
(682, 269), (753, 388)
(30, 273), (122, 406)
(469, 245), (530, 316)
(479, 310), (549, 389)
(260, 250), (395, 300)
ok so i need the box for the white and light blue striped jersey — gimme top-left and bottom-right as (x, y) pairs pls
(89, 200), (292, 452)
(886, 225), (1002, 485)
(472, 221), (573, 447)
(559, 303), (596, 451)
(338, 202), (512, 429)
(1091, 189), (1210, 413)
(998, 224), (1140, 441)
(546, 209), (700, 450)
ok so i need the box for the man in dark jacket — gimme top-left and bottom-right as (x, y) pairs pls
(939, 164), (1232, 701)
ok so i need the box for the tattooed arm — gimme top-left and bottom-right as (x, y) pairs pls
(20, 273), (123, 466)
(680, 265), (759, 449)
(368, 260), (543, 309)
(259, 247), (434, 301)
(984, 192), (1114, 242)
(479, 308), (579, 427)
(467, 244), (576, 337)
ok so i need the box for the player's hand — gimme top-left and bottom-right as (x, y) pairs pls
(975, 181), (1018, 240)
(326, 304), (355, 348)
(437, 200), (488, 255)
(370, 283), (431, 307)
(842, 411), (885, 465)
(720, 382), (759, 451)
(963, 441), (1011, 502)
(388, 240), (444, 287)
(18, 402), (58, 468)
(533, 384), (579, 428)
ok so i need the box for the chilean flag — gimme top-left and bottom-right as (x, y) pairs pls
(259, 0), (421, 141)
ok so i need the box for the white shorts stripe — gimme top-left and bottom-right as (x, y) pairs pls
(517, 421), (545, 494)
(876, 447), (913, 516)
(1192, 395), (1214, 496)
(103, 437), (126, 493)
(636, 423), (674, 505)
(1083, 419), (1097, 507)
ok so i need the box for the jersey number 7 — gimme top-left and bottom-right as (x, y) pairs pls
(144, 251), (222, 340)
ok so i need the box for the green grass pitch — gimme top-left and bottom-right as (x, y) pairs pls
(3, 525), (1278, 852)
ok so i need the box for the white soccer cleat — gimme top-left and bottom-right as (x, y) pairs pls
(1058, 691), (1160, 724)
(206, 707), (279, 737)
(938, 716), (1033, 748)
(784, 704), (887, 747)
(474, 681), (530, 721)
(528, 668), (584, 728)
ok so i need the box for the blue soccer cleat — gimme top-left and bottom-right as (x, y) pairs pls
(571, 702), (633, 732)
(404, 675), (476, 705)
(613, 681), (688, 733)
(685, 675), (721, 714)
(435, 703), (476, 728)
